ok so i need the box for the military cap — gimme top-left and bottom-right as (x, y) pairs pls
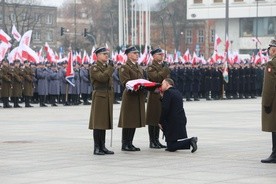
(94, 47), (109, 55)
(23, 60), (29, 64)
(125, 46), (139, 55)
(269, 39), (276, 47)
(150, 48), (163, 56)
(14, 59), (21, 64)
(83, 61), (89, 64)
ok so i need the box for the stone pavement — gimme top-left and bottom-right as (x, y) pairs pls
(0, 98), (275, 184)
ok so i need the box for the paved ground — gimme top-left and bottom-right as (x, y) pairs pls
(0, 97), (275, 184)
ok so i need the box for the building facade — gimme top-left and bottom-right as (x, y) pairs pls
(187, 0), (276, 54)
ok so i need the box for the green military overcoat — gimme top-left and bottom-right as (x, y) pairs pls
(118, 60), (146, 128)
(22, 66), (34, 97)
(146, 61), (170, 126)
(0, 65), (12, 97)
(12, 67), (23, 97)
(89, 61), (114, 130)
(262, 55), (276, 132)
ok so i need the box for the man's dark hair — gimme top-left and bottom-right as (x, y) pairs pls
(164, 78), (174, 86)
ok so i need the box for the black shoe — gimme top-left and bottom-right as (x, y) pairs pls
(40, 103), (47, 107)
(121, 144), (136, 151)
(83, 101), (91, 105)
(101, 147), (114, 155)
(155, 140), (167, 148)
(113, 101), (120, 104)
(25, 104), (33, 108)
(194, 98), (200, 101)
(261, 156), (276, 163)
(149, 141), (161, 149)
(130, 144), (140, 151)
(190, 137), (198, 153)
(186, 99), (193, 101)
(51, 103), (58, 107)
(14, 105), (22, 108)
(94, 148), (105, 155)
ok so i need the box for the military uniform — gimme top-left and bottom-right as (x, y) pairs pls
(261, 39), (276, 163)
(11, 61), (24, 108)
(88, 47), (114, 155)
(118, 46), (145, 151)
(22, 61), (34, 107)
(0, 60), (12, 108)
(145, 48), (170, 149)
(80, 63), (91, 105)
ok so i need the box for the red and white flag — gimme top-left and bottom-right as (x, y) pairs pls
(19, 30), (32, 47)
(0, 29), (12, 44)
(44, 42), (55, 62)
(214, 34), (222, 51)
(183, 49), (191, 63)
(21, 44), (39, 63)
(0, 42), (10, 61)
(225, 34), (230, 52)
(66, 51), (75, 87)
(11, 25), (21, 42)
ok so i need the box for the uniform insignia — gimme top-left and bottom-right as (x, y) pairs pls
(93, 67), (98, 71)
(121, 68), (124, 72)
(148, 66), (152, 70)
(268, 67), (272, 73)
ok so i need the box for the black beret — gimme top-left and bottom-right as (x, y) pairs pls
(94, 47), (109, 55)
(150, 48), (163, 56)
(125, 46), (139, 55)
(269, 39), (276, 47)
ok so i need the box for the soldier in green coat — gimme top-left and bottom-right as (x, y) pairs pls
(118, 46), (145, 151)
(0, 59), (12, 108)
(22, 60), (34, 107)
(11, 60), (24, 108)
(261, 40), (276, 163)
(89, 47), (114, 155)
(146, 48), (170, 149)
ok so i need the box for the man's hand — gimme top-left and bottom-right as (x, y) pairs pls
(264, 106), (272, 114)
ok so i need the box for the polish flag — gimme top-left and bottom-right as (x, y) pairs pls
(91, 46), (97, 63)
(214, 34), (222, 51)
(0, 29), (12, 44)
(44, 42), (55, 62)
(0, 42), (10, 61)
(21, 44), (39, 63)
(11, 25), (21, 42)
(183, 49), (191, 63)
(66, 51), (75, 87)
(225, 34), (230, 52)
(19, 30), (32, 47)
(76, 52), (82, 64)
(191, 52), (198, 65)
(82, 50), (89, 64)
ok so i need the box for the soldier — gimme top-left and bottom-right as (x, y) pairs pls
(118, 46), (145, 151)
(89, 47), (114, 155)
(22, 60), (34, 107)
(11, 60), (24, 108)
(80, 61), (91, 105)
(59, 61), (68, 105)
(204, 64), (212, 100)
(192, 63), (201, 101)
(36, 62), (49, 107)
(69, 62), (81, 105)
(0, 59), (12, 108)
(48, 63), (60, 106)
(261, 39), (276, 163)
(146, 48), (170, 149)
(112, 63), (121, 104)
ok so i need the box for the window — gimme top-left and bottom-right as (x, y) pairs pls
(46, 14), (53, 24)
(198, 30), (204, 43)
(21, 13), (26, 21)
(35, 13), (41, 23)
(234, 0), (243, 2)
(33, 31), (41, 41)
(185, 30), (192, 44)
(194, 0), (202, 3)
(240, 17), (276, 37)
(10, 13), (16, 22)
(46, 31), (53, 41)
(210, 29), (215, 43)
(214, 0), (223, 3)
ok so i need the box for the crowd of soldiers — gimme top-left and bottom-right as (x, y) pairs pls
(0, 57), (265, 108)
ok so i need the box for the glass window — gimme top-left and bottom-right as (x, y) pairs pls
(194, 0), (203, 3)
(46, 31), (53, 41)
(234, 0), (243, 2)
(10, 13), (16, 22)
(185, 29), (192, 44)
(210, 29), (215, 43)
(214, 0), (223, 3)
(33, 31), (41, 41)
(35, 13), (41, 23)
(240, 17), (276, 37)
(46, 14), (53, 24)
(198, 30), (204, 43)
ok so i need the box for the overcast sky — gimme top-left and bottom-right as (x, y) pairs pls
(41, 0), (65, 7)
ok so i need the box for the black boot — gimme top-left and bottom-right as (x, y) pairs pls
(128, 128), (140, 151)
(261, 132), (276, 163)
(39, 96), (47, 107)
(153, 126), (167, 148)
(25, 96), (33, 107)
(14, 97), (22, 108)
(121, 128), (136, 151)
(100, 130), (114, 154)
(148, 125), (161, 149)
(93, 130), (105, 155)
(3, 97), (12, 108)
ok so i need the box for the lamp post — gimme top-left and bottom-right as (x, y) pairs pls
(256, 0), (259, 49)
(160, 16), (166, 52)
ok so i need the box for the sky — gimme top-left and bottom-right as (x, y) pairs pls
(40, 0), (65, 7)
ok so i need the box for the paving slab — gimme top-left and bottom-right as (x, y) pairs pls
(0, 98), (275, 184)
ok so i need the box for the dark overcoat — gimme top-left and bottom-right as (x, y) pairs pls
(0, 65), (12, 97)
(146, 61), (170, 125)
(160, 87), (188, 142)
(118, 60), (146, 128)
(89, 61), (114, 130)
(80, 67), (91, 94)
(36, 68), (49, 95)
(262, 55), (276, 132)
(48, 70), (60, 95)
(22, 66), (34, 96)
